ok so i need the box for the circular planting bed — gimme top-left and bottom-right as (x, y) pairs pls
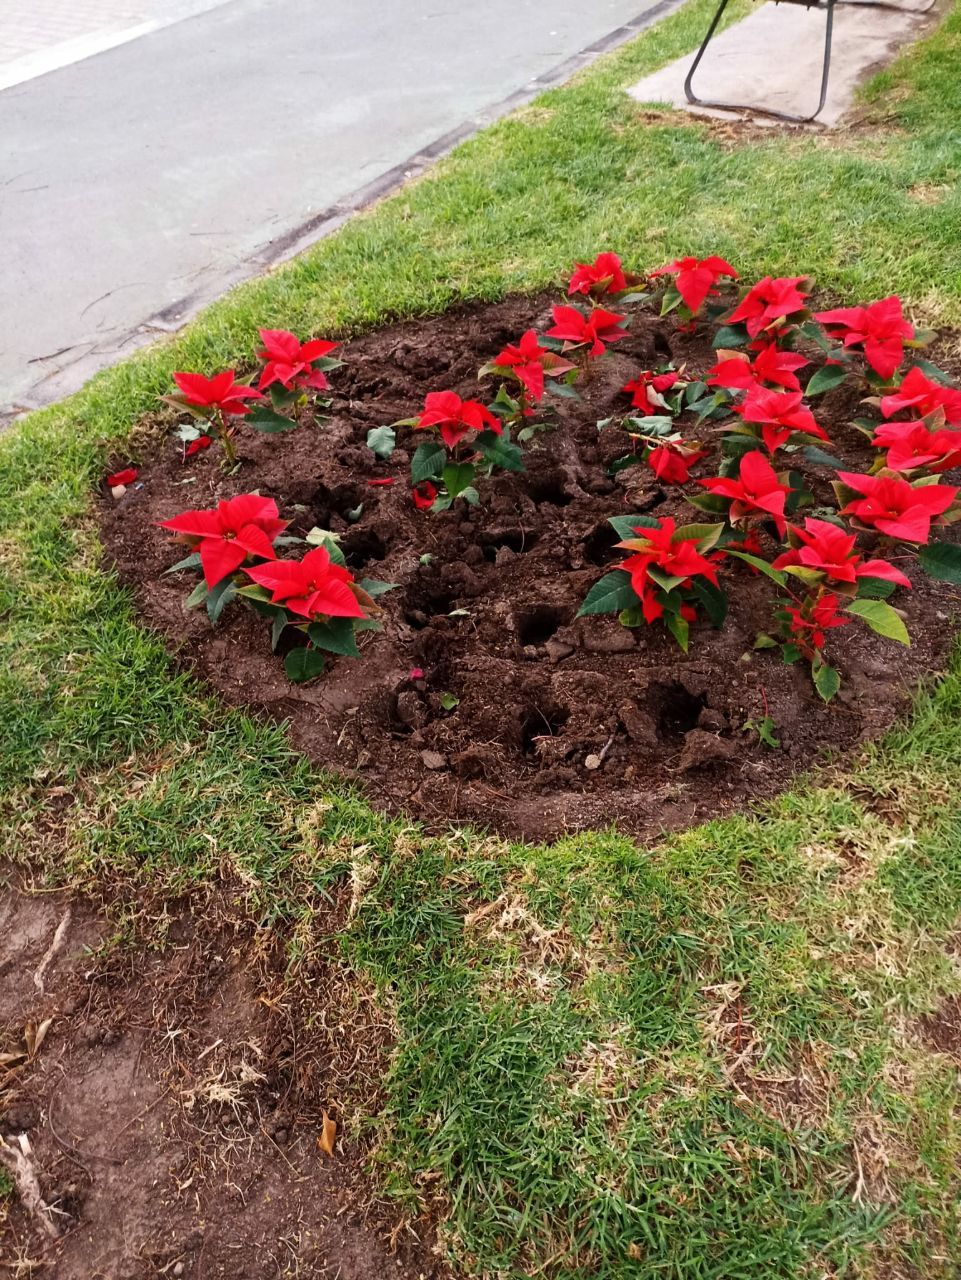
(100, 263), (961, 842)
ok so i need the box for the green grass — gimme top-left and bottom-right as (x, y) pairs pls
(3, 2), (961, 1275)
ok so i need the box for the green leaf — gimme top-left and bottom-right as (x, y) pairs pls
(285, 647), (326, 683)
(673, 522), (725, 550)
(438, 692), (460, 711)
(804, 364), (848, 396)
(712, 323), (749, 349)
(247, 405), (299, 433)
(801, 444), (840, 469)
(812, 657), (840, 703)
(664, 612), (690, 652)
(920, 540), (961, 584)
(856, 576), (896, 599)
(184, 579), (208, 610)
(618, 606), (643, 627)
(359, 577), (398, 598)
(691, 579), (728, 629)
(753, 632), (778, 650)
(844, 598), (910, 645)
(545, 379), (580, 400)
(911, 358), (955, 387)
(307, 617), (360, 657)
(366, 425), (396, 459)
(442, 461), (476, 498)
(475, 430), (525, 473)
(305, 528), (347, 567)
(164, 551), (203, 575)
(797, 320), (836, 354)
(686, 491), (731, 515)
(647, 565), (686, 593)
(781, 643), (802, 665)
(577, 570), (638, 617)
(206, 577), (237, 624)
(607, 513), (659, 539)
(271, 612), (290, 652)
(728, 550), (787, 586)
(410, 441), (446, 485)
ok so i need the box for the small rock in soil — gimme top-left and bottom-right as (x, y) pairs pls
(697, 706), (729, 732)
(618, 703), (658, 748)
(545, 639), (575, 664)
(452, 749), (489, 779)
(420, 750), (447, 771)
(395, 690), (428, 729)
(582, 624), (635, 654)
(679, 729), (736, 772)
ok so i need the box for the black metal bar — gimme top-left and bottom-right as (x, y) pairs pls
(681, 0), (932, 126)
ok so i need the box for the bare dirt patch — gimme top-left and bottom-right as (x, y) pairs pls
(0, 875), (450, 1280)
(99, 293), (961, 843)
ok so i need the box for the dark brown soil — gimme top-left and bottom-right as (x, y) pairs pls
(99, 292), (961, 843)
(918, 995), (961, 1059)
(0, 875), (451, 1279)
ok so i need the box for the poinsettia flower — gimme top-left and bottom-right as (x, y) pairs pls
(727, 276), (810, 339)
(256, 329), (339, 392)
(708, 344), (809, 393)
(699, 450), (792, 536)
(616, 517), (721, 623)
(415, 391), (500, 450)
(492, 329), (574, 401)
(546, 305), (628, 357)
(650, 255), (737, 314)
(735, 386), (828, 454)
(107, 466), (138, 487)
(837, 471), (958, 543)
(412, 481), (438, 510)
(245, 545), (365, 620)
(568, 252), (628, 297)
(872, 419), (961, 474)
(622, 369), (681, 414)
(647, 442), (706, 484)
(814, 296), (913, 381)
(785, 593), (851, 652)
(773, 517), (911, 587)
(160, 493), (287, 587)
(183, 435), (212, 459)
(172, 370), (263, 417)
(879, 366), (961, 425)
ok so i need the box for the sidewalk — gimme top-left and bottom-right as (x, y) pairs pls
(0, 0), (673, 416)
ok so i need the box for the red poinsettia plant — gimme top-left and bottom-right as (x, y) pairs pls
(390, 389), (526, 512)
(160, 494), (394, 682)
(166, 328), (342, 468)
(578, 515), (728, 651)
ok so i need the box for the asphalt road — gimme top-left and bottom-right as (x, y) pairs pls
(0, 0), (670, 415)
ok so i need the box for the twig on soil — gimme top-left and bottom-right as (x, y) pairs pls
(47, 1095), (123, 1167)
(33, 908), (72, 994)
(0, 1133), (59, 1239)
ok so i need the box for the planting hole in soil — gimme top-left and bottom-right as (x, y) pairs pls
(100, 265), (961, 842)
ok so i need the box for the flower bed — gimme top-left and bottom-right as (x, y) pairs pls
(99, 259), (961, 841)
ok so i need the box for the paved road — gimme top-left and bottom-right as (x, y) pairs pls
(0, 0), (669, 416)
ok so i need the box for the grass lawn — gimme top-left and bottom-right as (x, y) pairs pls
(4, 1), (961, 1275)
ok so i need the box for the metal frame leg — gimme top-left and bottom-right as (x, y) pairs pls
(684, 0), (836, 125)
